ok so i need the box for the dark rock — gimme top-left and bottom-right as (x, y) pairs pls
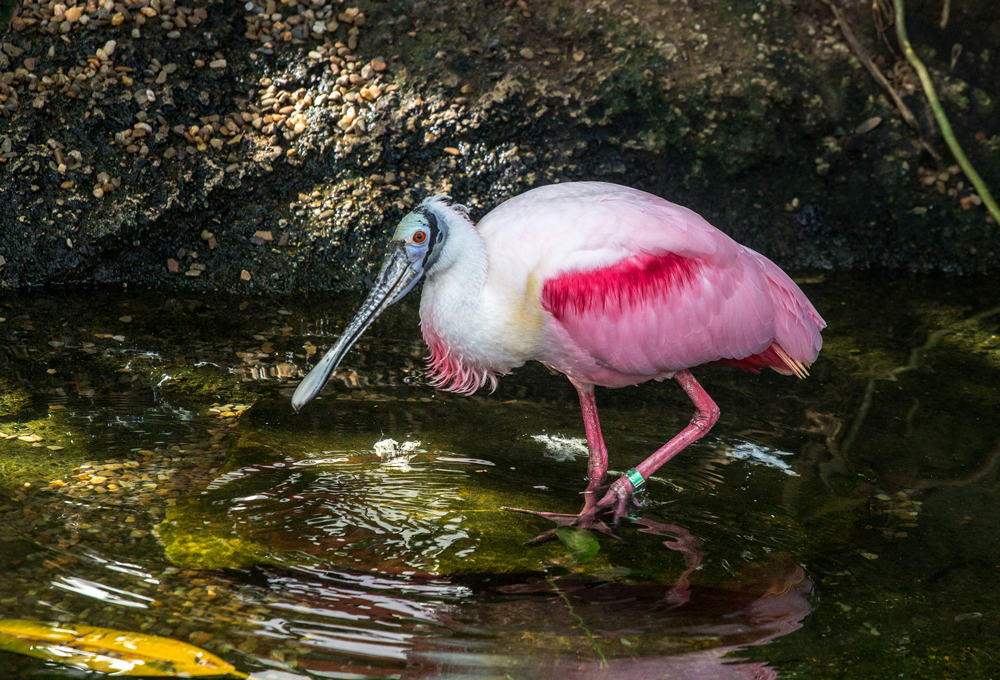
(0, 0), (998, 293)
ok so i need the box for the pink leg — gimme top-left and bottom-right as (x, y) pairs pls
(594, 369), (719, 521)
(573, 379), (609, 515)
(503, 370), (718, 541)
(501, 379), (617, 541)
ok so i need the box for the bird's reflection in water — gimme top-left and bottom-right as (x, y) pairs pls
(241, 523), (811, 680)
(635, 519), (705, 609)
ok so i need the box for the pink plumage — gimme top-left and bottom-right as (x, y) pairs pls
(293, 181), (826, 540)
(417, 182), (825, 536)
(424, 326), (499, 394)
(421, 182), (824, 393)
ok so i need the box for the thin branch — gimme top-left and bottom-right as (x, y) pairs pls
(820, 0), (922, 136)
(893, 0), (1000, 225)
(939, 0), (950, 29)
(871, 0), (898, 57)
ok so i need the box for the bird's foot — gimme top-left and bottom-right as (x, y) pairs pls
(499, 507), (620, 544)
(501, 474), (639, 545)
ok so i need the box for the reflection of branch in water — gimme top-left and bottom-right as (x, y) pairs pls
(905, 437), (1000, 490)
(545, 574), (607, 667)
(904, 397), (920, 439)
(839, 306), (1000, 480)
(804, 410), (848, 486)
(840, 374), (877, 457)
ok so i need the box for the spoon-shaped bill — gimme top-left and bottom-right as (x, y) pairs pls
(291, 242), (424, 412)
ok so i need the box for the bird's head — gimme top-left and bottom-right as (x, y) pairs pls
(291, 194), (468, 412)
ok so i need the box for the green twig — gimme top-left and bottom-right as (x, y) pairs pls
(546, 574), (607, 667)
(893, 0), (1000, 225)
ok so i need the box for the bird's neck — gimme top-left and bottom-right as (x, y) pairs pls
(426, 214), (489, 297)
(420, 219), (510, 393)
(419, 215), (489, 348)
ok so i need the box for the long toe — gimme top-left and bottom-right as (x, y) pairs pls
(500, 507), (585, 524)
(593, 477), (638, 525)
(501, 506), (622, 543)
(611, 490), (632, 525)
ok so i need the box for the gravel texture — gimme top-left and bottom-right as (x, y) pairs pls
(1, 0), (998, 291)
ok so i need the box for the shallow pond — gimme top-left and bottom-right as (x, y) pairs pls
(0, 273), (999, 679)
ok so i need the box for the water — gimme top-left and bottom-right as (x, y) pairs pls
(0, 274), (998, 678)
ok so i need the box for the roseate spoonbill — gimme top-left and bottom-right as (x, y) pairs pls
(292, 182), (825, 540)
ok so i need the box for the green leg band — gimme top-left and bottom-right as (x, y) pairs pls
(625, 467), (645, 491)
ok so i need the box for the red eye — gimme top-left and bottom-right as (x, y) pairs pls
(412, 230), (427, 244)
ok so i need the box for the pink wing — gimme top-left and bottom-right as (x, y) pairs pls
(479, 182), (826, 387)
(523, 186), (825, 386)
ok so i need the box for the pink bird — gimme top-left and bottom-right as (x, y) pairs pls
(293, 182), (826, 540)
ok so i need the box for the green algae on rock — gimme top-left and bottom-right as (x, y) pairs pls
(156, 511), (271, 571)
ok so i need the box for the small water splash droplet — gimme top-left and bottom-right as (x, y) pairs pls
(373, 438), (422, 468)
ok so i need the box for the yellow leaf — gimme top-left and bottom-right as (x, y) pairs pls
(0, 620), (246, 678)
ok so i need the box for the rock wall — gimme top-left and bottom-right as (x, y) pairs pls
(1, 0), (998, 291)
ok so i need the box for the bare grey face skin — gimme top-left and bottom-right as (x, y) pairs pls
(291, 209), (443, 412)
